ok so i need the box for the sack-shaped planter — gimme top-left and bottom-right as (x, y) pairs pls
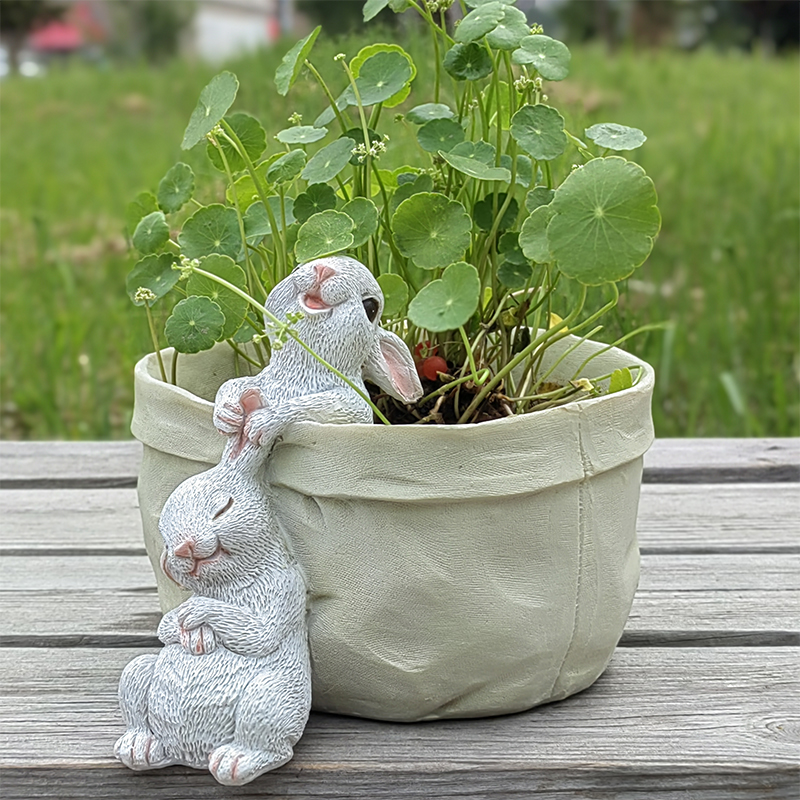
(132, 337), (654, 722)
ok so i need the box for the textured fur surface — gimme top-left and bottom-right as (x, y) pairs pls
(115, 258), (421, 785)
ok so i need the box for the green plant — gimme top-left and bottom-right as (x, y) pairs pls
(126, 0), (662, 425)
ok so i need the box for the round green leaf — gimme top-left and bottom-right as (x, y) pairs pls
(455, 2), (505, 43)
(165, 296), (225, 353)
(351, 44), (416, 108)
(243, 197), (295, 245)
(486, 5), (530, 51)
(406, 103), (456, 124)
(342, 197), (379, 247)
(178, 204), (241, 260)
(519, 204), (555, 263)
(132, 211), (169, 254)
(512, 35), (571, 81)
(276, 125), (328, 145)
(377, 273), (409, 318)
(364, 0), (390, 21)
(547, 157), (661, 284)
(465, 0), (515, 6)
(207, 112), (266, 172)
(407, 262), (481, 332)
(126, 191), (157, 238)
(525, 186), (555, 212)
(441, 147), (511, 182)
(182, 71), (239, 150)
(500, 153), (534, 187)
(497, 260), (533, 289)
(392, 193), (472, 270)
(126, 253), (179, 306)
(275, 26), (321, 96)
(344, 51), (413, 107)
(186, 254), (248, 339)
(267, 149), (307, 184)
(451, 140), (496, 165)
(294, 183), (338, 224)
(443, 42), (493, 81)
(510, 104), (567, 161)
(157, 163), (195, 214)
(295, 210), (355, 262)
(498, 231), (527, 265)
(473, 192), (519, 232)
(417, 118), (465, 153)
(302, 138), (355, 183)
(585, 123), (647, 151)
(390, 173), (434, 216)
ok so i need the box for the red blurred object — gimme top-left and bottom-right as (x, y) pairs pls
(30, 21), (83, 52)
(419, 356), (448, 382)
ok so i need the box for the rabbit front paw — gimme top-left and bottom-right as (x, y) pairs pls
(114, 730), (170, 770)
(214, 399), (245, 436)
(179, 623), (217, 655)
(243, 408), (286, 448)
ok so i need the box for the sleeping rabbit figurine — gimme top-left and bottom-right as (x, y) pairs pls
(213, 255), (423, 448)
(115, 389), (311, 786)
(115, 257), (421, 785)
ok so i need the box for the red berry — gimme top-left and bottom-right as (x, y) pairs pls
(421, 355), (448, 381)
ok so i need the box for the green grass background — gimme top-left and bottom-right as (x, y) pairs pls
(1, 32), (798, 439)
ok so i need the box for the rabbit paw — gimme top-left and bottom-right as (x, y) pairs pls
(114, 730), (170, 770)
(213, 399), (245, 436)
(180, 623), (217, 655)
(209, 743), (293, 786)
(243, 408), (285, 448)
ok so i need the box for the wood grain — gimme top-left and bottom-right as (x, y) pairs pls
(2, 438), (798, 488)
(1, 484), (798, 554)
(0, 647), (797, 798)
(2, 553), (796, 647)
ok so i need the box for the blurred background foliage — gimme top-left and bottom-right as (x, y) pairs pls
(0, 0), (797, 439)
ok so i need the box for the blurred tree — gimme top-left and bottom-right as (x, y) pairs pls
(556, 0), (620, 48)
(297, 0), (396, 35)
(127, 0), (195, 62)
(0, 0), (65, 72)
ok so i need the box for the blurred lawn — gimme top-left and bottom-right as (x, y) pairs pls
(1, 33), (798, 439)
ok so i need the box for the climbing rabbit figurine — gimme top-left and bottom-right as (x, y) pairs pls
(115, 389), (311, 786)
(213, 256), (423, 448)
(115, 257), (421, 785)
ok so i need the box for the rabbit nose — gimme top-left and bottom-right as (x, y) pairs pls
(314, 263), (336, 284)
(174, 538), (196, 559)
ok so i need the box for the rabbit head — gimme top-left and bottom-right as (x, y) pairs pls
(158, 460), (276, 593)
(266, 256), (422, 403)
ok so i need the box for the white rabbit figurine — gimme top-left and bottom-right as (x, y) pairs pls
(115, 257), (422, 785)
(115, 389), (311, 785)
(213, 256), (423, 448)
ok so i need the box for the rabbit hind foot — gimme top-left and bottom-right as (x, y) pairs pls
(114, 729), (172, 771)
(208, 742), (293, 786)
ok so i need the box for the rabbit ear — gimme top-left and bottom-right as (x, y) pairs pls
(363, 328), (423, 403)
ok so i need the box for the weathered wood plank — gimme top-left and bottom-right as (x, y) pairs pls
(2, 484), (798, 554)
(0, 441), (142, 489)
(2, 439), (798, 489)
(642, 438), (800, 483)
(0, 647), (797, 799)
(2, 554), (796, 647)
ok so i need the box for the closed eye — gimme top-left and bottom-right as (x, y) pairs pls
(212, 496), (234, 521)
(362, 296), (380, 322)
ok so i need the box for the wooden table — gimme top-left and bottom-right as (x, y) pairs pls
(1, 439), (798, 799)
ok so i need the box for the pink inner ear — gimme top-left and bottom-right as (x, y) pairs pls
(381, 340), (420, 402)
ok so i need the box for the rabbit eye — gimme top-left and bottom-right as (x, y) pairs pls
(212, 496), (234, 521)
(362, 297), (380, 322)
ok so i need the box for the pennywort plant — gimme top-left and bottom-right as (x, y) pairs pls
(126, 0), (661, 425)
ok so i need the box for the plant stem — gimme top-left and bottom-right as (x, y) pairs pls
(144, 304), (167, 383)
(303, 59), (349, 134)
(170, 349), (178, 386)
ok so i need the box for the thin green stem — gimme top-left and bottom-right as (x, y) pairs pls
(225, 339), (261, 368)
(170, 348), (178, 386)
(144, 304), (167, 383)
(303, 59), (349, 134)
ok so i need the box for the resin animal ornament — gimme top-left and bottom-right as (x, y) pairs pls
(115, 258), (422, 785)
(115, 390), (311, 785)
(213, 256), (423, 447)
